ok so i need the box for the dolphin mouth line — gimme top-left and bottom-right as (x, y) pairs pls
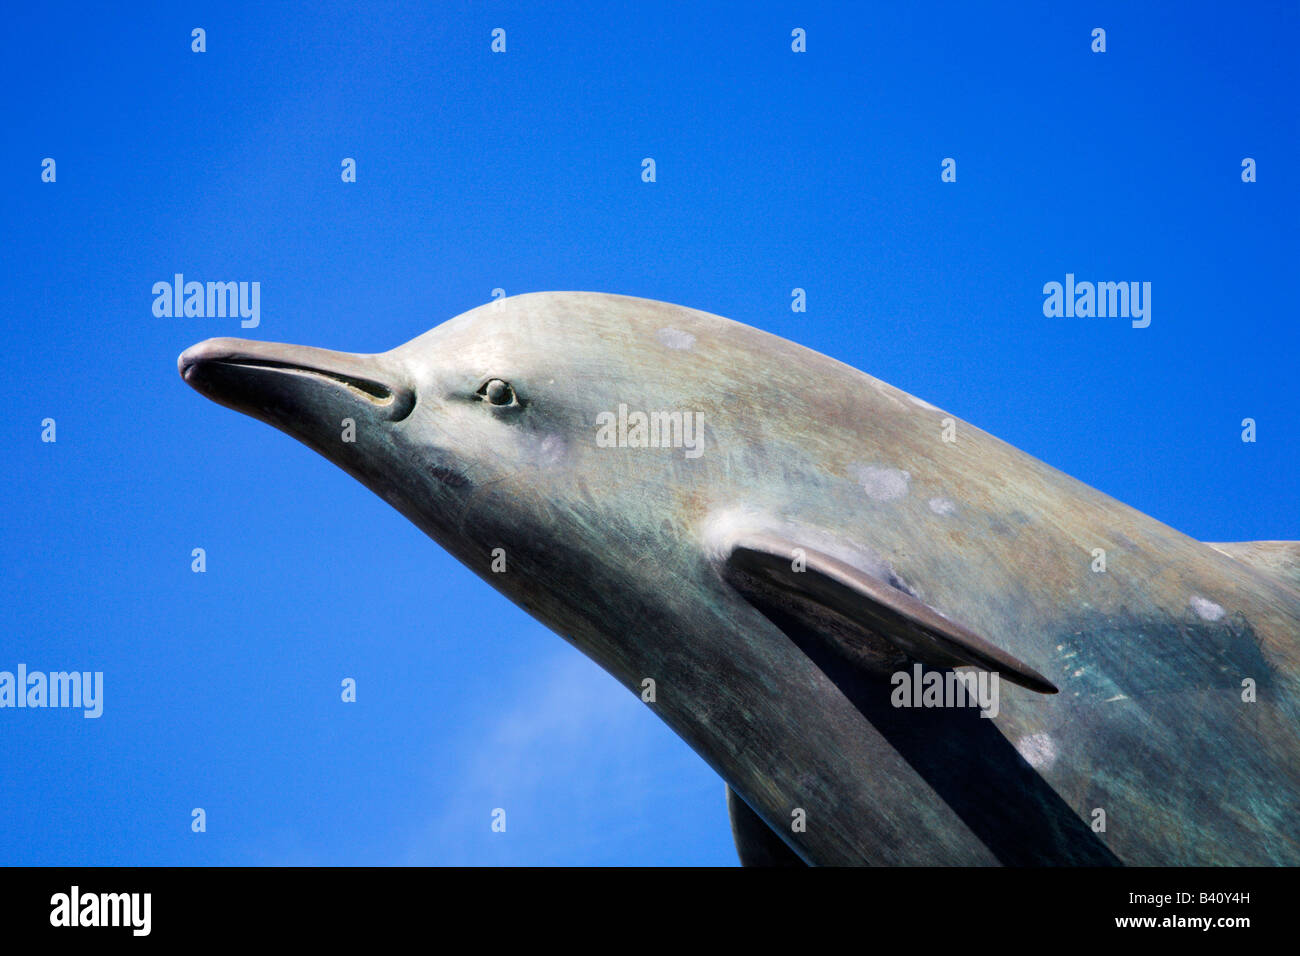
(210, 358), (398, 406)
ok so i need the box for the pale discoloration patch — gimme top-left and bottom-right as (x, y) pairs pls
(856, 465), (911, 502)
(1190, 596), (1226, 622)
(531, 433), (568, 469)
(907, 394), (940, 411)
(1015, 733), (1057, 769)
(656, 327), (696, 351)
(928, 497), (957, 516)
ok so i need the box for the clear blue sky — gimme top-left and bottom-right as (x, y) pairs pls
(3, 1), (1296, 865)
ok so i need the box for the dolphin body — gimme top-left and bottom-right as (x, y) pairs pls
(179, 292), (1300, 866)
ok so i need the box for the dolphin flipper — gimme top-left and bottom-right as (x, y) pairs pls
(726, 786), (807, 867)
(722, 532), (1058, 694)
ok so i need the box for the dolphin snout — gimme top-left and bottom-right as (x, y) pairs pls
(179, 337), (416, 422)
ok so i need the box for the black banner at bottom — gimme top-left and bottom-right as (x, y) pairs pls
(0, 866), (1281, 942)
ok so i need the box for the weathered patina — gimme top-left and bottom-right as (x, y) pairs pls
(180, 291), (1300, 865)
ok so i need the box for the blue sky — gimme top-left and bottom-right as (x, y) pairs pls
(2, 2), (1295, 865)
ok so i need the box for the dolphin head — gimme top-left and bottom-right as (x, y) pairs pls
(178, 292), (756, 655)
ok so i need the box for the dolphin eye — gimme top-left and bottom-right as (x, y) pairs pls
(477, 378), (518, 407)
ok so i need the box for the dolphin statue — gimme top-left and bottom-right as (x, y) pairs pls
(179, 291), (1300, 866)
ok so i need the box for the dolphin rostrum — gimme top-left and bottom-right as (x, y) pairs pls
(179, 291), (1300, 865)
